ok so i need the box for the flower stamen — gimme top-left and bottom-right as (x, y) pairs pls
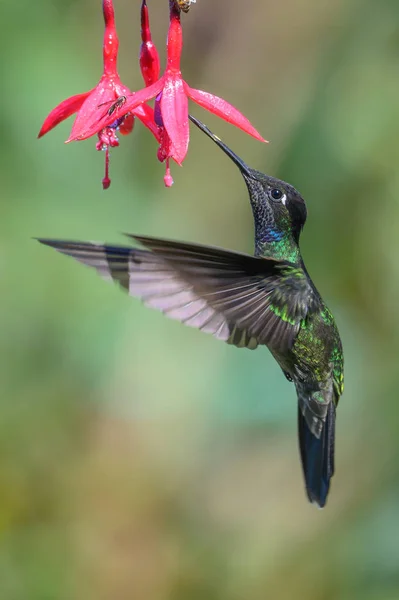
(103, 145), (111, 190)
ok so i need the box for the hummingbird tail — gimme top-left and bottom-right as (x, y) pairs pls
(298, 401), (335, 508)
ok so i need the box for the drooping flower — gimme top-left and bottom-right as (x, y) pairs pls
(139, 0), (179, 186)
(38, 0), (159, 189)
(74, 0), (266, 186)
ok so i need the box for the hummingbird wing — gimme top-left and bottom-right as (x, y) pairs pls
(131, 235), (320, 352)
(37, 235), (319, 352)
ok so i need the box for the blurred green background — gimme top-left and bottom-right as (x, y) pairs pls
(2, 0), (399, 598)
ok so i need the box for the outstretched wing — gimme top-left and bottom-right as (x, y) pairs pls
(38, 234), (319, 352)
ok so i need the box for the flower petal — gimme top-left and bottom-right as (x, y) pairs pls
(119, 113), (135, 136)
(72, 78), (164, 141)
(68, 79), (120, 141)
(134, 104), (161, 141)
(38, 91), (92, 138)
(185, 85), (267, 142)
(161, 75), (189, 164)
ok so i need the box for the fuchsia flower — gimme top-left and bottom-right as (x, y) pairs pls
(139, 0), (180, 186)
(38, 0), (160, 189)
(76, 0), (266, 186)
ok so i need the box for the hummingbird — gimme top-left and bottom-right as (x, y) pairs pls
(38, 115), (344, 507)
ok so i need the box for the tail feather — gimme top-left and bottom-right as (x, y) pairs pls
(298, 401), (335, 508)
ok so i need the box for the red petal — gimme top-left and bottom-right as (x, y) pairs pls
(119, 113), (135, 136)
(140, 41), (161, 87)
(68, 79), (121, 141)
(134, 104), (161, 142)
(185, 85), (267, 142)
(160, 74), (189, 164)
(38, 91), (92, 138)
(72, 78), (164, 141)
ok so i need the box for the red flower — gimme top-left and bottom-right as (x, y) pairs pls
(75, 0), (266, 186)
(140, 0), (179, 186)
(38, 0), (159, 189)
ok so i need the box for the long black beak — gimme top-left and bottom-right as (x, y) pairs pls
(189, 115), (253, 178)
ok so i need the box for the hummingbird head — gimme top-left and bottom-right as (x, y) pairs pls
(242, 170), (307, 245)
(190, 116), (307, 253)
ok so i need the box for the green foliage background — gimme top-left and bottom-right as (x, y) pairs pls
(2, 0), (399, 598)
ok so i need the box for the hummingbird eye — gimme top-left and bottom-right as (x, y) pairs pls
(270, 188), (286, 204)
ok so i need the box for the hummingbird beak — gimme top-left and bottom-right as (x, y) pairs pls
(189, 115), (253, 178)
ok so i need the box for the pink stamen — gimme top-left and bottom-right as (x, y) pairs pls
(96, 130), (116, 190)
(103, 145), (111, 189)
(164, 158), (174, 187)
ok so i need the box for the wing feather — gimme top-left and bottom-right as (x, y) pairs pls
(38, 236), (319, 351)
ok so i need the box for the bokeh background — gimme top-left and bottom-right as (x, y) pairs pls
(2, 0), (399, 598)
